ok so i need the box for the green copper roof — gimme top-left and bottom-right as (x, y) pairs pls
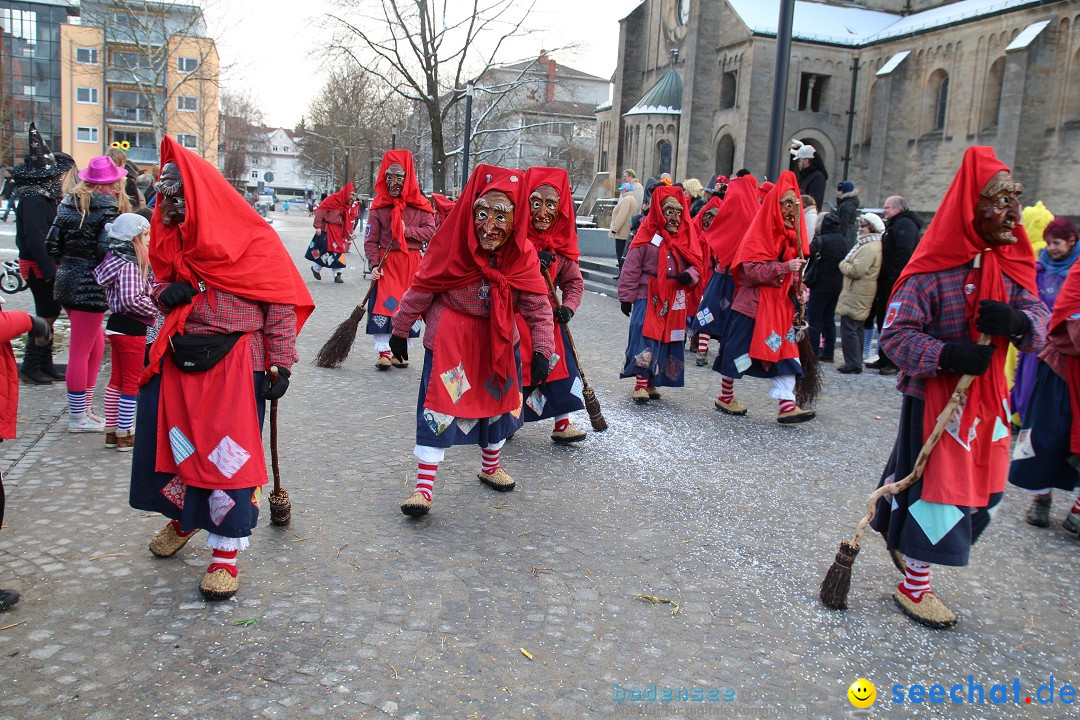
(625, 69), (682, 116)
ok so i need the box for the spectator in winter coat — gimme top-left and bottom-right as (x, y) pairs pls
(867, 195), (924, 375)
(837, 214), (884, 373)
(802, 195), (818, 242)
(1, 168), (14, 222)
(835, 181), (861, 248)
(622, 168), (644, 208)
(609, 182), (639, 269)
(795, 144), (827, 210)
(805, 213), (849, 362)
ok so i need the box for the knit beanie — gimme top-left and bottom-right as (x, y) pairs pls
(106, 213), (151, 243)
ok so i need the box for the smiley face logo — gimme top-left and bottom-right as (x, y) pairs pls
(848, 678), (876, 708)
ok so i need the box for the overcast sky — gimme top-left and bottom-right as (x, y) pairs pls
(205, 0), (640, 128)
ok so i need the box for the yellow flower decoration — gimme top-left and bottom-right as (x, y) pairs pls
(109, 140), (131, 151)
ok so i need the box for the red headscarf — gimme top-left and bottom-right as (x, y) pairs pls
(732, 170), (807, 363)
(146, 137), (315, 381)
(523, 166), (580, 263)
(758, 181), (775, 202)
(430, 193), (455, 222)
(692, 196), (723, 263)
(705, 174), (759, 270)
(410, 164), (547, 387)
(370, 150), (432, 248)
(319, 182), (353, 213)
(892, 146), (1035, 506)
(629, 185), (704, 341)
(1050, 264), (1080, 453)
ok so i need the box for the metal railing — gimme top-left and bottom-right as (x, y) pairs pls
(106, 106), (154, 124)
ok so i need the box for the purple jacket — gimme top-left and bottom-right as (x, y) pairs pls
(618, 242), (700, 302)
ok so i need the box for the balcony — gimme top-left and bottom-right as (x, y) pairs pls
(105, 66), (164, 88)
(106, 106), (154, 125)
(124, 147), (159, 164)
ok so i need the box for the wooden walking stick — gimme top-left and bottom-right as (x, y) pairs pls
(819, 334), (992, 609)
(542, 270), (608, 432)
(267, 366), (292, 526)
(792, 196), (822, 408)
(314, 239), (396, 368)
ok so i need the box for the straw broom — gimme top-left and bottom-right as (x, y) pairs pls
(792, 197), (821, 408)
(313, 241), (396, 368)
(542, 271), (608, 432)
(819, 334), (991, 609)
(267, 366), (291, 526)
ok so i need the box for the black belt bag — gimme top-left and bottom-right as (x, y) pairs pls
(169, 332), (245, 372)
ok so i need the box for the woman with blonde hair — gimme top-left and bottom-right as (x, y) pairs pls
(46, 156), (129, 431)
(682, 177), (706, 217)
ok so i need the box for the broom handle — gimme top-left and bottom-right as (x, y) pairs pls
(793, 197), (807, 327)
(542, 267), (592, 388)
(355, 238), (400, 316)
(269, 366), (281, 496)
(848, 333), (993, 546)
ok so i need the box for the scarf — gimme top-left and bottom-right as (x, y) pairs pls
(369, 150), (432, 248)
(843, 231), (880, 264)
(1038, 244), (1080, 279)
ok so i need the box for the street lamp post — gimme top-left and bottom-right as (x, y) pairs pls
(391, 125), (397, 150)
(461, 81), (475, 190)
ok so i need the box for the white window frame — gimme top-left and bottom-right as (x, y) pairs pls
(177, 56), (199, 72)
(76, 47), (98, 65)
(76, 126), (99, 143)
(76, 87), (98, 104)
(176, 133), (198, 149)
(176, 96), (198, 112)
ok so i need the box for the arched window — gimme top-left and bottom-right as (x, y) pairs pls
(928, 69), (949, 132)
(1067, 47), (1080, 124)
(715, 135), (735, 176)
(720, 72), (737, 109)
(863, 81), (878, 143)
(981, 57), (1005, 131)
(656, 140), (672, 176)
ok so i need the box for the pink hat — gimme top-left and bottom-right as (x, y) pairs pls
(78, 155), (127, 184)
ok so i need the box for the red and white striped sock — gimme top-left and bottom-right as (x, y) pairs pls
(778, 398), (796, 414)
(85, 388), (95, 415)
(481, 447), (500, 474)
(553, 417), (570, 433)
(1072, 494), (1080, 514)
(900, 557), (931, 601)
(415, 462), (437, 501)
(634, 375), (649, 391)
(208, 548), (238, 578)
(698, 333), (711, 354)
(103, 386), (120, 428)
(168, 519), (197, 538)
(718, 376), (735, 403)
(379, 350), (392, 359)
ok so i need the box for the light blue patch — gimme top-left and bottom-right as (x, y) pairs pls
(169, 427), (195, 465)
(987, 503), (1001, 519)
(570, 376), (584, 401)
(697, 308), (714, 325)
(734, 353), (752, 373)
(908, 499), (964, 546)
(371, 314), (388, 329)
(383, 296), (399, 312)
(1071, 312), (1080, 320)
(719, 297), (731, 311)
(765, 332), (783, 353)
(784, 327), (796, 344)
(992, 416), (1010, 442)
(411, 320), (423, 334)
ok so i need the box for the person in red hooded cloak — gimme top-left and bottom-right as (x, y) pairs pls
(389, 164), (554, 517)
(617, 185), (703, 402)
(716, 171), (814, 423)
(365, 151), (436, 370)
(306, 182), (355, 283)
(129, 137), (315, 601)
(516, 167), (588, 443)
(871, 146), (1048, 629)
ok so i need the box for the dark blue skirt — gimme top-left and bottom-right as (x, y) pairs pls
(523, 324), (586, 422)
(129, 370), (266, 539)
(714, 312), (803, 380)
(1008, 362), (1079, 492)
(871, 396), (1002, 567)
(690, 271), (734, 336)
(305, 232), (346, 270)
(619, 298), (685, 388)
(365, 283), (421, 337)
(415, 348), (523, 448)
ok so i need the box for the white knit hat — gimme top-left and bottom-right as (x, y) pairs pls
(860, 212), (885, 234)
(105, 213), (150, 242)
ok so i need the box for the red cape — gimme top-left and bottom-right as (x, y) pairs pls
(145, 137), (314, 381)
(410, 164), (547, 387)
(370, 150), (433, 247)
(1050, 262), (1080, 453)
(692, 196), (723, 263)
(523, 166), (580, 263)
(319, 182), (354, 253)
(731, 170), (807, 363)
(320, 182), (353, 214)
(706, 174), (759, 270)
(431, 193), (455, 223)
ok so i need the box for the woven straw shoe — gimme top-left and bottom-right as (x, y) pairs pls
(645, 385), (662, 400)
(391, 357), (409, 368)
(1063, 511), (1080, 536)
(376, 355), (392, 370)
(632, 388), (650, 404)
(550, 423), (587, 444)
(199, 567), (238, 600)
(400, 491), (432, 517)
(893, 587), (958, 629)
(149, 521), (199, 558)
(478, 467), (515, 492)
(714, 398), (747, 416)
(777, 407), (815, 424)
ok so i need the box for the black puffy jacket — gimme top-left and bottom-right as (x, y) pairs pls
(50, 192), (119, 312)
(806, 214), (849, 296)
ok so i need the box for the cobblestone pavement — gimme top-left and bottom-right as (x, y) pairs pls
(0, 212), (1076, 720)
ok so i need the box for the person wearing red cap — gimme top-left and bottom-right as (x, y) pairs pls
(129, 138), (315, 601)
(366, 151), (436, 370)
(306, 182), (355, 283)
(390, 164), (554, 517)
(871, 146), (1048, 629)
(517, 167), (587, 443)
(716, 171), (814, 423)
(617, 185), (703, 402)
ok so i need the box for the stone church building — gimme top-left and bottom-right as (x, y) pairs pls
(595, 0), (1080, 212)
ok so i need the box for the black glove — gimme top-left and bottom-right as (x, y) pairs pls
(29, 316), (51, 346)
(938, 342), (995, 376)
(621, 301), (633, 317)
(389, 334), (409, 362)
(553, 306), (574, 325)
(677, 271), (694, 286)
(159, 282), (198, 308)
(975, 299), (1031, 337)
(538, 250), (555, 273)
(260, 366), (291, 401)
(531, 351), (550, 387)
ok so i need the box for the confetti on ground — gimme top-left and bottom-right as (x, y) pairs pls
(519, 648), (533, 660)
(233, 614), (265, 627)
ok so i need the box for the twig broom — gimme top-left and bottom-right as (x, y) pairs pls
(543, 271), (607, 432)
(792, 197), (821, 408)
(819, 334), (991, 609)
(267, 366), (291, 526)
(313, 241), (396, 368)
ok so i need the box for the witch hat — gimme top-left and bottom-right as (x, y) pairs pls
(13, 122), (73, 182)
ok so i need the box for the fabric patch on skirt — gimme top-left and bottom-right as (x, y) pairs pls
(423, 408), (454, 435)
(908, 499), (964, 546)
(370, 314), (388, 329)
(570, 376), (584, 401)
(696, 308), (714, 325)
(765, 332), (783, 353)
(455, 417), (479, 434)
(785, 327), (796, 344)
(169, 427), (196, 465)
(511, 392), (523, 419)
(670, 328), (686, 343)
(525, 388), (546, 416)
(208, 489), (237, 527)
(207, 435), (252, 479)
(483, 374), (514, 401)
(440, 363), (472, 404)
(943, 397), (978, 451)
(252, 485), (262, 507)
(547, 353), (561, 371)
(161, 475), (186, 509)
(719, 296), (731, 311)
(1012, 428), (1035, 460)
(634, 348), (654, 369)
(663, 356), (684, 381)
(992, 415), (1010, 442)
(734, 353), (752, 373)
(672, 290), (686, 311)
(384, 296), (399, 312)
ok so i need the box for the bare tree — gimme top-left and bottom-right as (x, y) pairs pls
(218, 90), (265, 190)
(323, 0), (540, 193)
